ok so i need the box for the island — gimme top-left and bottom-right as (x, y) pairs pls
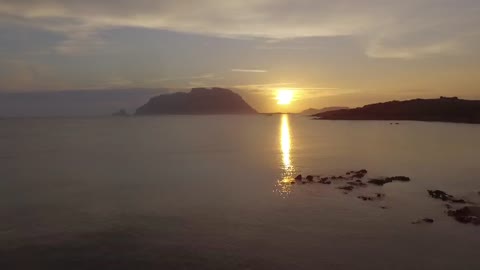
(313, 97), (480, 124)
(112, 109), (130, 117)
(135, 87), (257, 115)
(300, 107), (349, 116)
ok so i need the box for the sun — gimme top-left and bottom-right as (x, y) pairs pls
(276, 89), (294, 105)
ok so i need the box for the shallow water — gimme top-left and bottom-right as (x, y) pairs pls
(0, 115), (479, 269)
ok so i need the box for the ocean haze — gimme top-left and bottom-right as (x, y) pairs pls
(0, 89), (165, 117)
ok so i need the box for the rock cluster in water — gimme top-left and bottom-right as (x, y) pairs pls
(447, 207), (480, 225)
(291, 169), (410, 191)
(425, 189), (479, 225)
(286, 169), (479, 226)
(427, 190), (467, 204)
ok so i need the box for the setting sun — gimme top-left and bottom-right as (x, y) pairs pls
(276, 89), (294, 105)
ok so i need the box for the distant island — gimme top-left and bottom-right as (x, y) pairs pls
(300, 107), (349, 115)
(112, 109), (130, 117)
(136, 88), (257, 115)
(314, 97), (480, 124)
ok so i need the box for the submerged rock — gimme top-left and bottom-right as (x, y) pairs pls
(318, 179), (332, 185)
(338, 185), (354, 191)
(385, 176), (410, 182)
(347, 181), (367, 187)
(358, 196), (374, 201)
(357, 193), (385, 202)
(350, 169), (368, 179)
(412, 218), (434, 224)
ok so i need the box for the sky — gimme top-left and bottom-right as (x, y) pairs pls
(1, 0), (480, 114)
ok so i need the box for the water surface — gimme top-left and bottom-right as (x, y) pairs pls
(1, 115), (479, 269)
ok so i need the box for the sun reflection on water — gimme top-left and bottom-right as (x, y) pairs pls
(275, 114), (296, 197)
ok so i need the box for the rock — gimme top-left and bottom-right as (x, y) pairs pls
(447, 206), (480, 225)
(428, 190), (466, 204)
(423, 218), (434, 223)
(358, 196), (374, 201)
(351, 169), (368, 179)
(295, 174), (303, 181)
(428, 190), (451, 201)
(320, 177), (329, 181)
(318, 179), (331, 185)
(385, 176), (410, 182)
(451, 199), (467, 204)
(412, 218), (434, 224)
(306, 175), (314, 182)
(357, 193), (384, 201)
(368, 178), (392, 186)
(338, 185), (354, 191)
(347, 181), (367, 187)
(368, 176), (411, 186)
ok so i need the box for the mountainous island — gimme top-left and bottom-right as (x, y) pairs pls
(314, 97), (480, 124)
(136, 88), (257, 115)
(300, 107), (349, 115)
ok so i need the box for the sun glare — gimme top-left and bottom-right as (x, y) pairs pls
(276, 89), (294, 105)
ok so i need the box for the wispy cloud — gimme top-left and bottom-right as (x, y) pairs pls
(231, 69), (268, 73)
(1, 0), (479, 58)
(233, 82), (296, 89)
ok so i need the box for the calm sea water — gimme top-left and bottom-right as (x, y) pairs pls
(1, 115), (479, 269)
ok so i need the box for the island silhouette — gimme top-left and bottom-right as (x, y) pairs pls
(314, 97), (480, 124)
(135, 87), (257, 115)
(300, 107), (349, 115)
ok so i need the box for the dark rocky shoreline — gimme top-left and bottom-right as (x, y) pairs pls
(313, 97), (480, 124)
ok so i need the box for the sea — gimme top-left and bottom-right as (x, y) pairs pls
(0, 115), (479, 269)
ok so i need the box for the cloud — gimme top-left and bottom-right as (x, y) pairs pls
(231, 69), (267, 73)
(0, 0), (479, 58)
